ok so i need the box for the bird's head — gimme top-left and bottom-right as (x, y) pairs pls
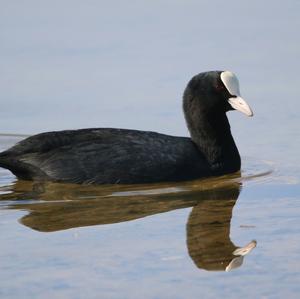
(183, 70), (253, 117)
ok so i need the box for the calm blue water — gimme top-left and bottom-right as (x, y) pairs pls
(1, 1), (300, 298)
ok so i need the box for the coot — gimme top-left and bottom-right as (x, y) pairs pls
(0, 71), (253, 184)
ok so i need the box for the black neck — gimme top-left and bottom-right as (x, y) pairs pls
(184, 108), (241, 174)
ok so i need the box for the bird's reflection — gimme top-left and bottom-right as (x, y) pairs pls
(0, 175), (256, 271)
(186, 187), (256, 271)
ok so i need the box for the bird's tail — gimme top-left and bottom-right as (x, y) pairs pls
(0, 152), (41, 180)
(0, 152), (10, 169)
(0, 152), (23, 178)
(0, 152), (7, 168)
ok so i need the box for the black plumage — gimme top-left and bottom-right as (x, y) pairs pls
(0, 71), (252, 184)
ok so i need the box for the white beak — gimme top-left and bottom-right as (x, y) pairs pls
(228, 96), (253, 117)
(221, 71), (254, 117)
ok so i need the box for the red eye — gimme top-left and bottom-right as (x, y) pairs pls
(215, 84), (225, 91)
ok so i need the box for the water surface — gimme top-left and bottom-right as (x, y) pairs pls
(1, 1), (300, 298)
(1, 135), (300, 299)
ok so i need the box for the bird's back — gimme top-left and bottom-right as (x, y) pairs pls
(0, 128), (210, 184)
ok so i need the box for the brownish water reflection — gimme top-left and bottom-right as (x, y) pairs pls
(0, 175), (256, 271)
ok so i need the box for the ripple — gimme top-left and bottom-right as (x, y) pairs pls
(0, 158), (275, 203)
(0, 134), (281, 201)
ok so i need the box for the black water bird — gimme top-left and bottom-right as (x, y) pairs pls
(0, 71), (253, 184)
